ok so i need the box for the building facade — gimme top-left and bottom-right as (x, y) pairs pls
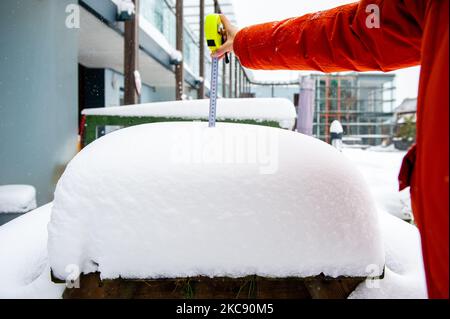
(0, 0), (247, 205)
(250, 73), (397, 146)
(0, 0), (79, 206)
(311, 73), (395, 145)
(393, 97), (417, 150)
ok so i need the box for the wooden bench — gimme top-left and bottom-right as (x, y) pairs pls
(54, 272), (376, 299)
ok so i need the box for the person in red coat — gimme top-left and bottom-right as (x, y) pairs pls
(214, 1), (449, 299)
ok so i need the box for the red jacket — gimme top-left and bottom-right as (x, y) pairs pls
(234, 0), (449, 299)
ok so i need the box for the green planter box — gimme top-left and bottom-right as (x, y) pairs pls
(81, 99), (297, 148)
(82, 115), (282, 147)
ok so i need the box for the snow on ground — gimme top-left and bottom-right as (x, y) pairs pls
(342, 147), (427, 299)
(342, 148), (413, 221)
(348, 211), (427, 299)
(81, 98), (297, 130)
(0, 204), (65, 298)
(49, 122), (384, 280)
(0, 185), (37, 214)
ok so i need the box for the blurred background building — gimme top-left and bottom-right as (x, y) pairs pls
(311, 73), (396, 145)
(393, 97), (417, 150)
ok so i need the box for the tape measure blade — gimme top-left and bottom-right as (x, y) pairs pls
(209, 57), (219, 127)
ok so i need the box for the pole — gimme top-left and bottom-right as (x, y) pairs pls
(198, 0), (205, 99)
(229, 54), (233, 98)
(234, 59), (238, 98)
(239, 67), (243, 96)
(238, 62), (241, 97)
(325, 77), (330, 143)
(175, 0), (184, 100)
(222, 59), (227, 97)
(124, 0), (139, 105)
(337, 76), (341, 123)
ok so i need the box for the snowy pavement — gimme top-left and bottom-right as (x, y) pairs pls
(343, 147), (426, 299)
(342, 147), (413, 221)
(349, 211), (426, 299)
(0, 146), (427, 299)
(0, 204), (64, 298)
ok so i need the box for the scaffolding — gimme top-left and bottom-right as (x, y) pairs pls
(311, 73), (396, 145)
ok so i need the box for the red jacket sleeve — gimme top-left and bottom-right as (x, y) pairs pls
(233, 0), (425, 72)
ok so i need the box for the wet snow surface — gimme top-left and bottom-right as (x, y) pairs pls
(0, 130), (426, 298)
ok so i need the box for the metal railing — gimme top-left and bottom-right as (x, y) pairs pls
(140, 0), (208, 78)
(138, 0), (249, 98)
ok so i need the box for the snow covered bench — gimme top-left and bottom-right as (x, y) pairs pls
(49, 122), (385, 299)
(80, 98), (297, 147)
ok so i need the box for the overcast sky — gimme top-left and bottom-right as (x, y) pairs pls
(231, 0), (420, 105)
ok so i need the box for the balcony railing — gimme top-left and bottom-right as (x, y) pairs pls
(140, 0), (212, 84)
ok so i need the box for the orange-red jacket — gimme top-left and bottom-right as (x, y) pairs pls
(234, 0), (449, 299)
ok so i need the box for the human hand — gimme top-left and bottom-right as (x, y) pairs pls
(212, 14), (239, 59)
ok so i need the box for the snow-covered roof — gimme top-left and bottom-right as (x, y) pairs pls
(82, 98), (297, 130)
(395, 98), (417, 114)
(0, 185), (37, 214)
(48, 122), (384, 281)
(397, 113), (416, 124)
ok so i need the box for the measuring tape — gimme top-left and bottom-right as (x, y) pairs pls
(205, 14), (229, 128)
(209, 56), (219, 127)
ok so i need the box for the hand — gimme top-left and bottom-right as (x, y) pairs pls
(213, 14), (239, 59)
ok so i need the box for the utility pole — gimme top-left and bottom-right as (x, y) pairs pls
(198, 0), (205, 99)
(124, 0), (139, 105)
(175, 0), (184, 100)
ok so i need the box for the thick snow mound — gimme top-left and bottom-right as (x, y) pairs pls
(0, 185), (37, 214)
(48, 122), (384, 280)
(349, 211), (427, 299)
(0, 204), (65, 298)
(82, 98), (297, 130)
